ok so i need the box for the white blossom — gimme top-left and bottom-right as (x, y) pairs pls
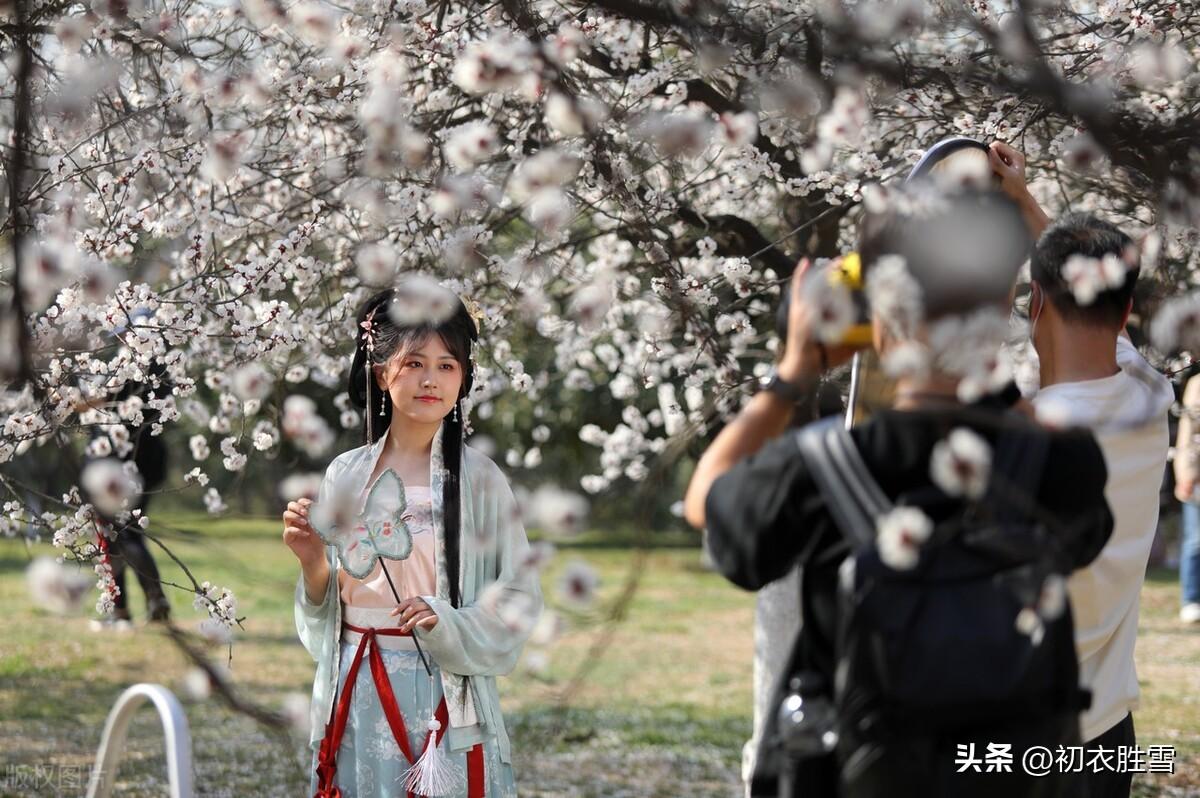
(525, 188), (573, 234)
(26, 557), (92, 615)
(444, 122), (500, 171)
(865, 255), (923, 337)
(189, 434), (210, 461)
(289, 1), (337, 46)
(180, 667), (213, 701)
(816, 87), (869, 147)
(452, 32), (536, 96)
(251, 420), (279, 451)
(1150, 293), (1200, 352)
(557, 560), (599, 608)
(530, 485), (589, 537)
(230, 363), (273, 402)
(876, 506), (934, 571)
(509, 150), (581, 202)
(204, 488), (227, 515)
(927, 309), (1013, 401)
(86, 435), (113, 458)
(281, 693), (312, 737)
(1037, 574), (1066, 619)
(389, 275), (459, 327)
(1061, 253), (1128, 305)
(543, 22), (587, 66)
(544, 93), (607, 136)
(1061, 132), (1104, 172)
(355, 243), (399, 286)
(803, 266), (856, 343)
(81, 459), (140, 516)
(930, 428), (992, 500)
(529, 610), (563, 646)
(638, 110), (714, 159)
(881, 341), (931, 378)
(277, 473), (321, 501)
(201, 131), (251, 183)
(282, 395), (335, 458)
(193, 580), (238, 627)
(1015, 607), (1045, 646)
(717, 111), (758, 148)
(523, 649), (550, 677)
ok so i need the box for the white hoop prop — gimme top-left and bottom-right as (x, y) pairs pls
(86, 683), (194, 798)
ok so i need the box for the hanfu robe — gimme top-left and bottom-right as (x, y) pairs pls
(294, 423), (542, 797)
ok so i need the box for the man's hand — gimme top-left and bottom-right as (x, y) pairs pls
(988, 141), (1049, 239)
(1176, 478), (1196, 504)
(988, 141), (1029, 200)
(682, 256), (863, 530)
(777, 258), (862, 383)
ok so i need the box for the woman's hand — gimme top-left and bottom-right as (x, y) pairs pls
(391, 596), (439, 632)
(777, 258), (860, 382)
(282, 498), (324, 568)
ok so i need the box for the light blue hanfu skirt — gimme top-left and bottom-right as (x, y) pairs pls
(309, 619), (517, 798)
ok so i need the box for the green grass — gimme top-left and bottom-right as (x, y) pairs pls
(0, 518), (1197, 796)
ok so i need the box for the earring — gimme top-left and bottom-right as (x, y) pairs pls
(366, 380), (373, 443)
(451, 401), (459, 422)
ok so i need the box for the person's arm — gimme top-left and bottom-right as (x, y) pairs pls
(683, 259), (856, 529)
(1176, 376), (1200, 501)
(702, 433), (835, 590)
(989, 141), (1050, 240)
(683, 390), (807, 529)
(291, 460), (342, 662)
(413, 460), (543, 677)
(284, 490), (330, 603)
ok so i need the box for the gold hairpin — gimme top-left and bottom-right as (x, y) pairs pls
(462, 297), (484, 333)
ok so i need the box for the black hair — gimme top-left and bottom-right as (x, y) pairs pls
(347, 286), (479, 607)
(857, 188), (1031, 320)
(1030, 212), (1136, 329)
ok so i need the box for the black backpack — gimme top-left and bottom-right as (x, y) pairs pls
(772, 416), (1090, 796)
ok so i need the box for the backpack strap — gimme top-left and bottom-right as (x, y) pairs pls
(795, 418), (893, 550)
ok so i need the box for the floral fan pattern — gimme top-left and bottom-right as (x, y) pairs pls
(309, 468), (414, 579)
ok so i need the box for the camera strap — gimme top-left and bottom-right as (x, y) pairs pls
(794, 418), (892, 550)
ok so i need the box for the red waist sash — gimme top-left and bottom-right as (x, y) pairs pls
(313, 622), (484, 798)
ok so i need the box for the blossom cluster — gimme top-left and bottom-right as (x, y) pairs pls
(1, 0), (1198, 643)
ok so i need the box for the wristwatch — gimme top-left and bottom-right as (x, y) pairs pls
(760, 369), (815, 402)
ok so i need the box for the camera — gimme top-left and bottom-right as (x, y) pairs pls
(776, 252), (873, 348)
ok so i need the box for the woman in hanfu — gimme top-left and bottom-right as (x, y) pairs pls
(282, 281), (542, 798)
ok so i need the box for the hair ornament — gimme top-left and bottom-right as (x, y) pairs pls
(461, 296), (484, 334)
(360, 306), (379, 354)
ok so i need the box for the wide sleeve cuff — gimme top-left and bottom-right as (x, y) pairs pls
(413, 595), (464, 656)
(296, 557), (336, 619)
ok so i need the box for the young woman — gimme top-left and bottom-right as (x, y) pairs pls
(283, 283), (541, 797)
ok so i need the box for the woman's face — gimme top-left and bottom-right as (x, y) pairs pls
(374, 333), (465, 427)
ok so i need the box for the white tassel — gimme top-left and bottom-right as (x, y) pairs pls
(401, 718), (460, 797)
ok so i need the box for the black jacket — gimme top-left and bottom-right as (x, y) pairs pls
(705, 404), (1114, 797)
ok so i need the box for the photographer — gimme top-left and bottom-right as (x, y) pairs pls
(684, 189), (1114, 797)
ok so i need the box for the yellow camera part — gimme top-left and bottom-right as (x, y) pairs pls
(824, 251), (873, 346)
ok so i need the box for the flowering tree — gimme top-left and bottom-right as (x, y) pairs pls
(3, 0), (1200, 695)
